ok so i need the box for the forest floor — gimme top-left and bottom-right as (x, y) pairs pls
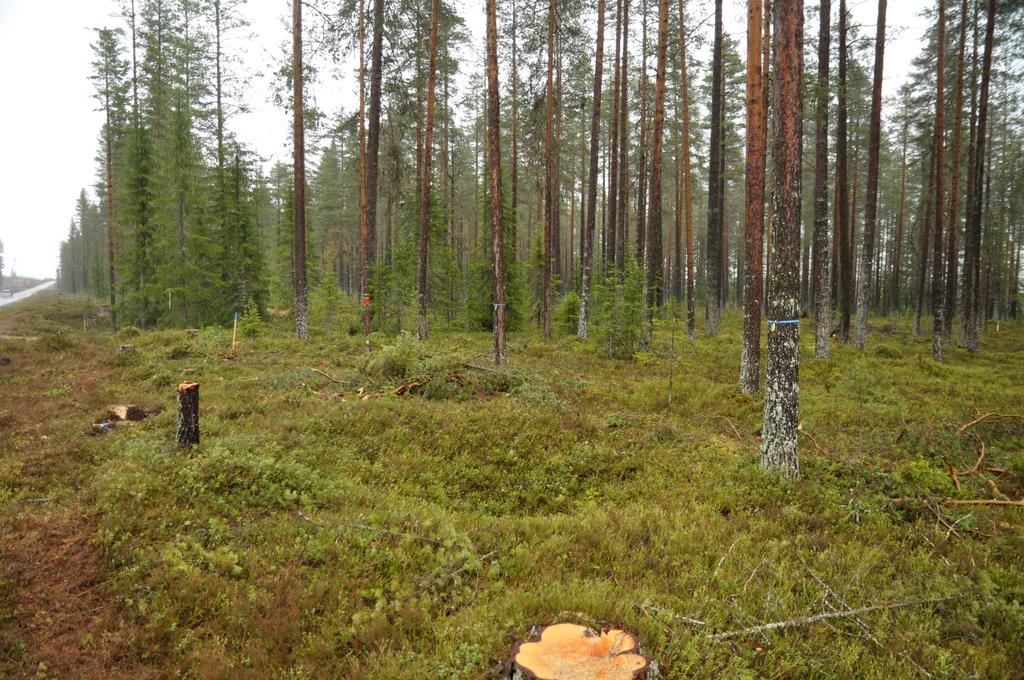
(1, 292), (1022, 679)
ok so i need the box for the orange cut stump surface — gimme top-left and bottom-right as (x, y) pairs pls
(514, 623), (649, 680)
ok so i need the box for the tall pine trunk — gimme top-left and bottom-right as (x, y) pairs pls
(891, 118), (908, 315)
(619, 0), (632, 273)
(578, 0), (606, 338)
(542, 0), (556, 340)
(963, 0), (995, 352)
(915, 154), (936, 335)
(943, 0), (968, 340)
(485, 0), (507, 364)
(645, 0), (668, 329)
(291, 0), (309, 340)
(836, 0), (852, 343)
(607, 0), (622, 269)
(511, 0), (519, 227)
(705, 0), (725, 336)
(678, 0), (696, 341)
(417, 0), (440, 340)
(358, 0), (371, 344)
(931, 0), (946, 360)
(854, 0), (887, 349)
(740, 0), (766, 393)
(811, 0), (831, 358)
(762, 0), (804, 478)
(363, 0), (384, 333)
(554, 49), (564, 288)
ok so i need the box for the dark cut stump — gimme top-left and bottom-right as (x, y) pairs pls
(176, 382), (200, 448)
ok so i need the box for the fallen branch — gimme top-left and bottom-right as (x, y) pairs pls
(415, 549), (498, 596)
(308, 367), (346, 384)
(798, 423), (834, 460)
(460, 362), (504, 375)
(948, 462), (961, 492)
(634, 603), (706, 628)
(707, 595), (959, 640)
(712, 415), (743, 441)
(345, 521), (446, 546)
(359, 378), (428, 399)
(943, 498), (1024, 508)
(957, 412), (1024, 434)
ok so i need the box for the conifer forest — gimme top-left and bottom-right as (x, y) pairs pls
(2, 0), (1024, 677)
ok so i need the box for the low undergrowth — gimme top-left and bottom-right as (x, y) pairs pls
(2, 292), (1023, 678)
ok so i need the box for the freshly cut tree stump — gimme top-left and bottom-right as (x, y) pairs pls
(107, 404), (146, 422)
(511, 623), (655, 680)
(176, 382), (200, 448)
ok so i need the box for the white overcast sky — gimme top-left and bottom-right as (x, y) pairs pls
(0, 0), (926, 280)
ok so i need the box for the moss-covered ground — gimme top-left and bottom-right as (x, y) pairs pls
(1, 292), (1022, 678)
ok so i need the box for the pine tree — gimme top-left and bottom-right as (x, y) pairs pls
(963, 0), (996, 352)
(578, 0), (606, 339)
(705, 0), (724, 337)
(416, 0), (440, 340)
(811, 0), (831, 359)
(739, 0), (766, 394)
(292, 0), (309, 339)
(644, 0), (668, 333)
(854, 0), (887, 349)
(485, 0), (506, 363)
(761, 0), (804, 478)
(678, 0), (696, 342)
(91, 28), (129, 330)
(836, 0), (852, 343)
(930, 0), (946, 360)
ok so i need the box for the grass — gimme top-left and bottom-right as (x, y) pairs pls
(1, 291), (1022, 679)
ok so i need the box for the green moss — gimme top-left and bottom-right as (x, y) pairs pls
(2, 293), (1023, 678)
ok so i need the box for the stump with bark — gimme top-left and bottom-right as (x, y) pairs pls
(510, 623), (656, 680)
(176, 382), (200, 448)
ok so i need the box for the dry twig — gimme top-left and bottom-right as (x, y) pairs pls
(308, 367), (346, 384)
(707, 595), (959, 640)
(957, 412), (1024, 434)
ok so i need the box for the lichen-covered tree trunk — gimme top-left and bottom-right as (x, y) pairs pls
(930, 0), (946, 360)
(740, 0), (766, 394)
(705, 0), (724, 337)
(291, 0), (309, 340)
(854, 0), (887, 349)
(811, 0), (831, 359)
(761, 0), (803, 479)
(417, 0), (440, 341)
(485, 0), (506, 364)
